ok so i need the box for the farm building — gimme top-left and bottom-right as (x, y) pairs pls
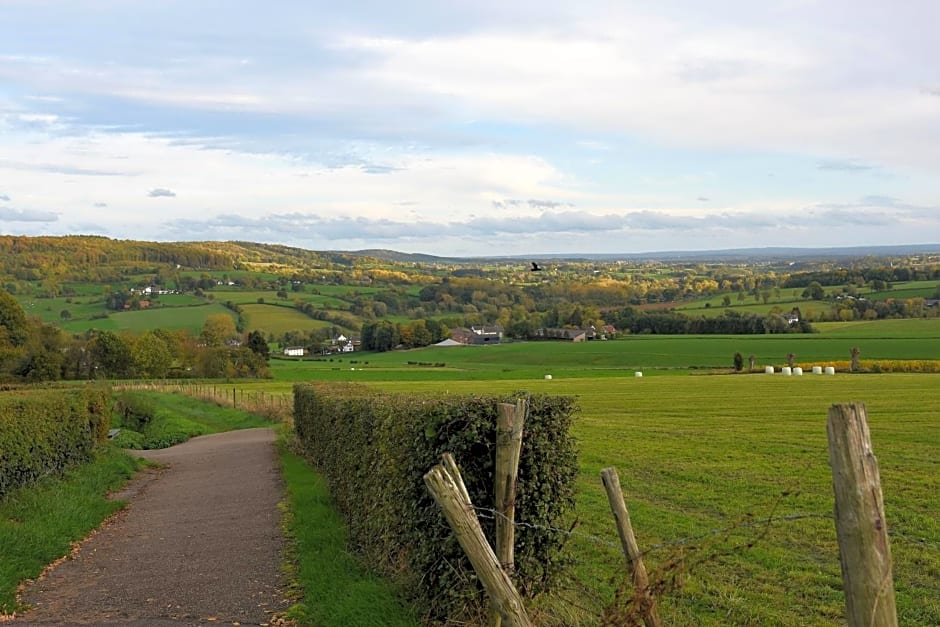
(283, 346), (305, 356)
(535, 327), (597, 342)
(451, 325), (503, 345)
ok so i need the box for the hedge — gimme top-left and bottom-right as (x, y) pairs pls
(294, 382), (579, 624)
(0, 386), (111, 499)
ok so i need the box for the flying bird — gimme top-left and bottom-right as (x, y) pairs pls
(530, 262), (542, 272)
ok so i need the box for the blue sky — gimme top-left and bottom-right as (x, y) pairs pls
(1, 0), (938, 256)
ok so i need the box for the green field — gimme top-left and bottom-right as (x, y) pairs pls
(867, 280), (939, 300)
(814, 318), (940, 337)
(241, 303), (339, 335)
(676, 296), (826, 318)
(263, 323), (940, 383)
(355, 373), (940, 625)
(225, 323), (940, 625)
(60, 303), (235, 334)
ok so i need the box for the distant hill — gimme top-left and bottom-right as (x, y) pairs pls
(477, 244), (940, 263)
(348, 243), (940, 264)
(2, 235), (938, 280)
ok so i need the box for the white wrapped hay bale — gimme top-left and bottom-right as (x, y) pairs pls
(812, 366), (823, 374)
(765, 366), (775, 374)
(634, 371), (643, 377)
(793, 367), (803, 376)
(825, 366), (836, 375)
(781, 366), (792, 376)
(544, 374), (553, 380)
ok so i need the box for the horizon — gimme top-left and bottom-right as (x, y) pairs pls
(2, 1), (939, 256)
(4, 232), (939, 262)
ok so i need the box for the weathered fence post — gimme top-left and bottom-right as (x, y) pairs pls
(424, 455), (533, 627)
(601, 467), (662, 627)
(495, 400), (526, 569)
(490, 400), (526, 627)
(827, 403), (898, 627)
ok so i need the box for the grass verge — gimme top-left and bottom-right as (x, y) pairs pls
(0, 445), (141, 615)
(277, 435), (418, 627)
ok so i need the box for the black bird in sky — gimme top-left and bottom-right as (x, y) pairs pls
(530, 262), (542, 272)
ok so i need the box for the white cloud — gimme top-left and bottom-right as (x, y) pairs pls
(0, 1), (938, 253)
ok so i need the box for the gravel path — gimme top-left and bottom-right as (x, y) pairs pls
(15, 428), (291, 626)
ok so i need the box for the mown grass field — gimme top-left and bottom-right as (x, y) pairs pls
(355, 373), (940, 625)
(229, 320), (940, 625)
(265, 320), (940, 383)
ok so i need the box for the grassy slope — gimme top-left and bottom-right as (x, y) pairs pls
(241, 303), (339, 335)
(115, 391), (273, 449)
(0, 446), (141, 614)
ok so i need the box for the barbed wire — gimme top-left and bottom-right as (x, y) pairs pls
(472, 505), (836, 557)
(889, 531), (940, 552)
(471, 505), (939, 558)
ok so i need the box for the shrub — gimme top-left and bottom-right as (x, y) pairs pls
(114, 391), (157, 431)
(0, 386), (111, 498)
(293, 383), (579, 623)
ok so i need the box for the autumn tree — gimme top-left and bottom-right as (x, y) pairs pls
(132, 331), (173, 378)
(201, 313), (237, 346)
(0, 289), (29, 347)
(88, 330), (133, 378)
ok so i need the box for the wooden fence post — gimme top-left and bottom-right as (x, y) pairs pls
(490, 400), (527, 627)
(827, 403), (897, 627)
(424, 456), (533, 627)
(600, 467), (662, 627)
(495, 399), (526, 571)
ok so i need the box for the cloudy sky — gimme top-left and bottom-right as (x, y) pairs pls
(2, 1), (939, 256)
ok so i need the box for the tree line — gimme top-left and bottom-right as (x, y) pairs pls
(1, 290), (270, 383)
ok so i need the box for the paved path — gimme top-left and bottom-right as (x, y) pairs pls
(16, 428), (290, 626)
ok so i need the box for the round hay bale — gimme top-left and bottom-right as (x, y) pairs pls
(544, 374), (553, 380)
(765, 366), (775, 374)
(824, 366), (836, 375)
(812, 366), (823, 374)
(781, 366), (792, 376)
(634, 371), (643, 377)
(793, 367), (803, 376)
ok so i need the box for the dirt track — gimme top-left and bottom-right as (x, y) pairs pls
(15, 428), (290, 626)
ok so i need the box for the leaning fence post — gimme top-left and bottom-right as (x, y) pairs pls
(827, 403), (898, 627)
(601, 467), (662, 627)
(424, 456), (533, 627)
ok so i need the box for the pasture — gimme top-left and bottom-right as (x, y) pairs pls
(240, 303), (338, 335)
(267, 320), (940, 382)
(358, 373), (940, 625)
(235, 322), (940, 625)
(61, 303), (235, 334)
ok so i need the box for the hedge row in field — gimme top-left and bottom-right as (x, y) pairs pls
(0, 386), (111, 498)
(293, 383), (579, 624)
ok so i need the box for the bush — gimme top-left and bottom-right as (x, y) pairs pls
(293, 383), (578, 623)
(114, 391), (157, 431)
(0, 386), (111, 498)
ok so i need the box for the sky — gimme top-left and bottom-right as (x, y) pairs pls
(1, 0), (939, 257)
